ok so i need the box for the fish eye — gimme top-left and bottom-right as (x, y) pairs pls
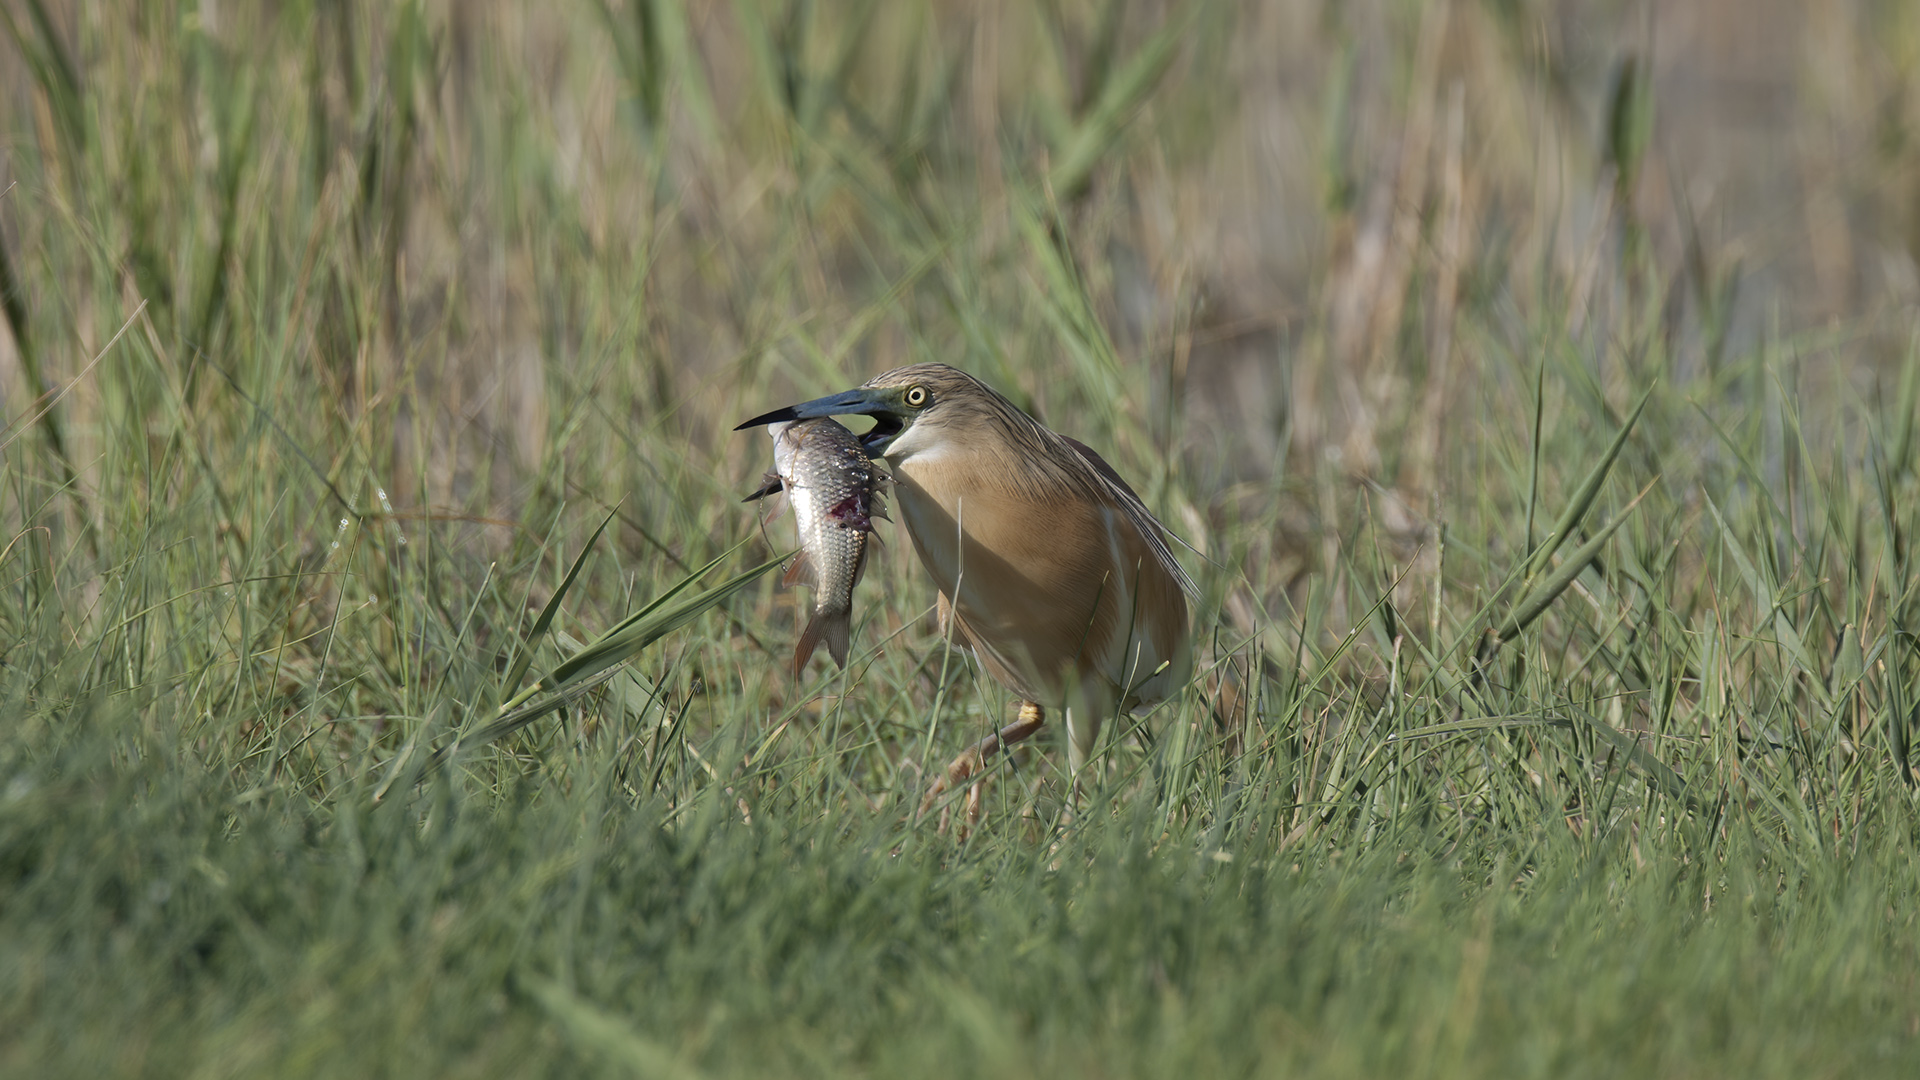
(903, 385), (930, 409)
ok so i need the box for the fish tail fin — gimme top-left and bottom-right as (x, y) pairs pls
(793, 609), (851, 675)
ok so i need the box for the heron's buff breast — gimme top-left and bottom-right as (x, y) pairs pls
(891, 448), (1188, 710)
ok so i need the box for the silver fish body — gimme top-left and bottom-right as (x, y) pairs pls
(750, 418), (886, 673)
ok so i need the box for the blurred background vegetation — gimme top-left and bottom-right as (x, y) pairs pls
(5, 1), (1920, 1075)
(7, 0), (1920, 547)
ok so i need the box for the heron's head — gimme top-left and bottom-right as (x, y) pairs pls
(735, 364), (1013, 460)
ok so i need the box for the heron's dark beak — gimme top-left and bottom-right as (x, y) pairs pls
(734, 388), (905, 457)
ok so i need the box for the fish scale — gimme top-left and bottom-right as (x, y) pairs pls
(747, 418), (887, 674)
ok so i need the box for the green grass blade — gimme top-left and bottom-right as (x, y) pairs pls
(502, 540), (745, 716)
(1891, 333), (1920, 479)
(1563, 702), (1691, 803)
(1494, 481), (1655, 645)
(1048, 3), (1196, 200)
(543, 548), (790, 692)
(521, 976), (708, 1080)
(4, 0), (85, 160)
(1703, 495), (1835, 710)
(436, 545), (790, 764)
(1526, 383), (1653, 582)
(500, 504), (622, 702)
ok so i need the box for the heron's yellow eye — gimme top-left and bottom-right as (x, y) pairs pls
(904, 385), (930, 409)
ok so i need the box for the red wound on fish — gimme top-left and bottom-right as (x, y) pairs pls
(826, 494), (873, 531)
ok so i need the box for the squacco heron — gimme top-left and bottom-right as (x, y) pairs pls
(738, 363), (1194, 814)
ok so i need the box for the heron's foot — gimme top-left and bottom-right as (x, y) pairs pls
(920, 703), (1046, 834)
(921, 743), (985, 835)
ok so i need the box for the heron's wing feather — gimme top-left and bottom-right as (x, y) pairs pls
(894, 461), (1188, 709)
(935, 591), (974, 651)
(1059, 436), (1199, 599)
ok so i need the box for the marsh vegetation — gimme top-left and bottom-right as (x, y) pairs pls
(3, 1), (1920, 1075)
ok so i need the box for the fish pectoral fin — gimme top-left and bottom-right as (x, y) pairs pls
(793, 609), (851, 674)
(781, 551), (813, 588)
(851, 542), (873, 589)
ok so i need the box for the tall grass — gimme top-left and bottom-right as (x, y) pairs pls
(3, 1), (1920, 1076)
